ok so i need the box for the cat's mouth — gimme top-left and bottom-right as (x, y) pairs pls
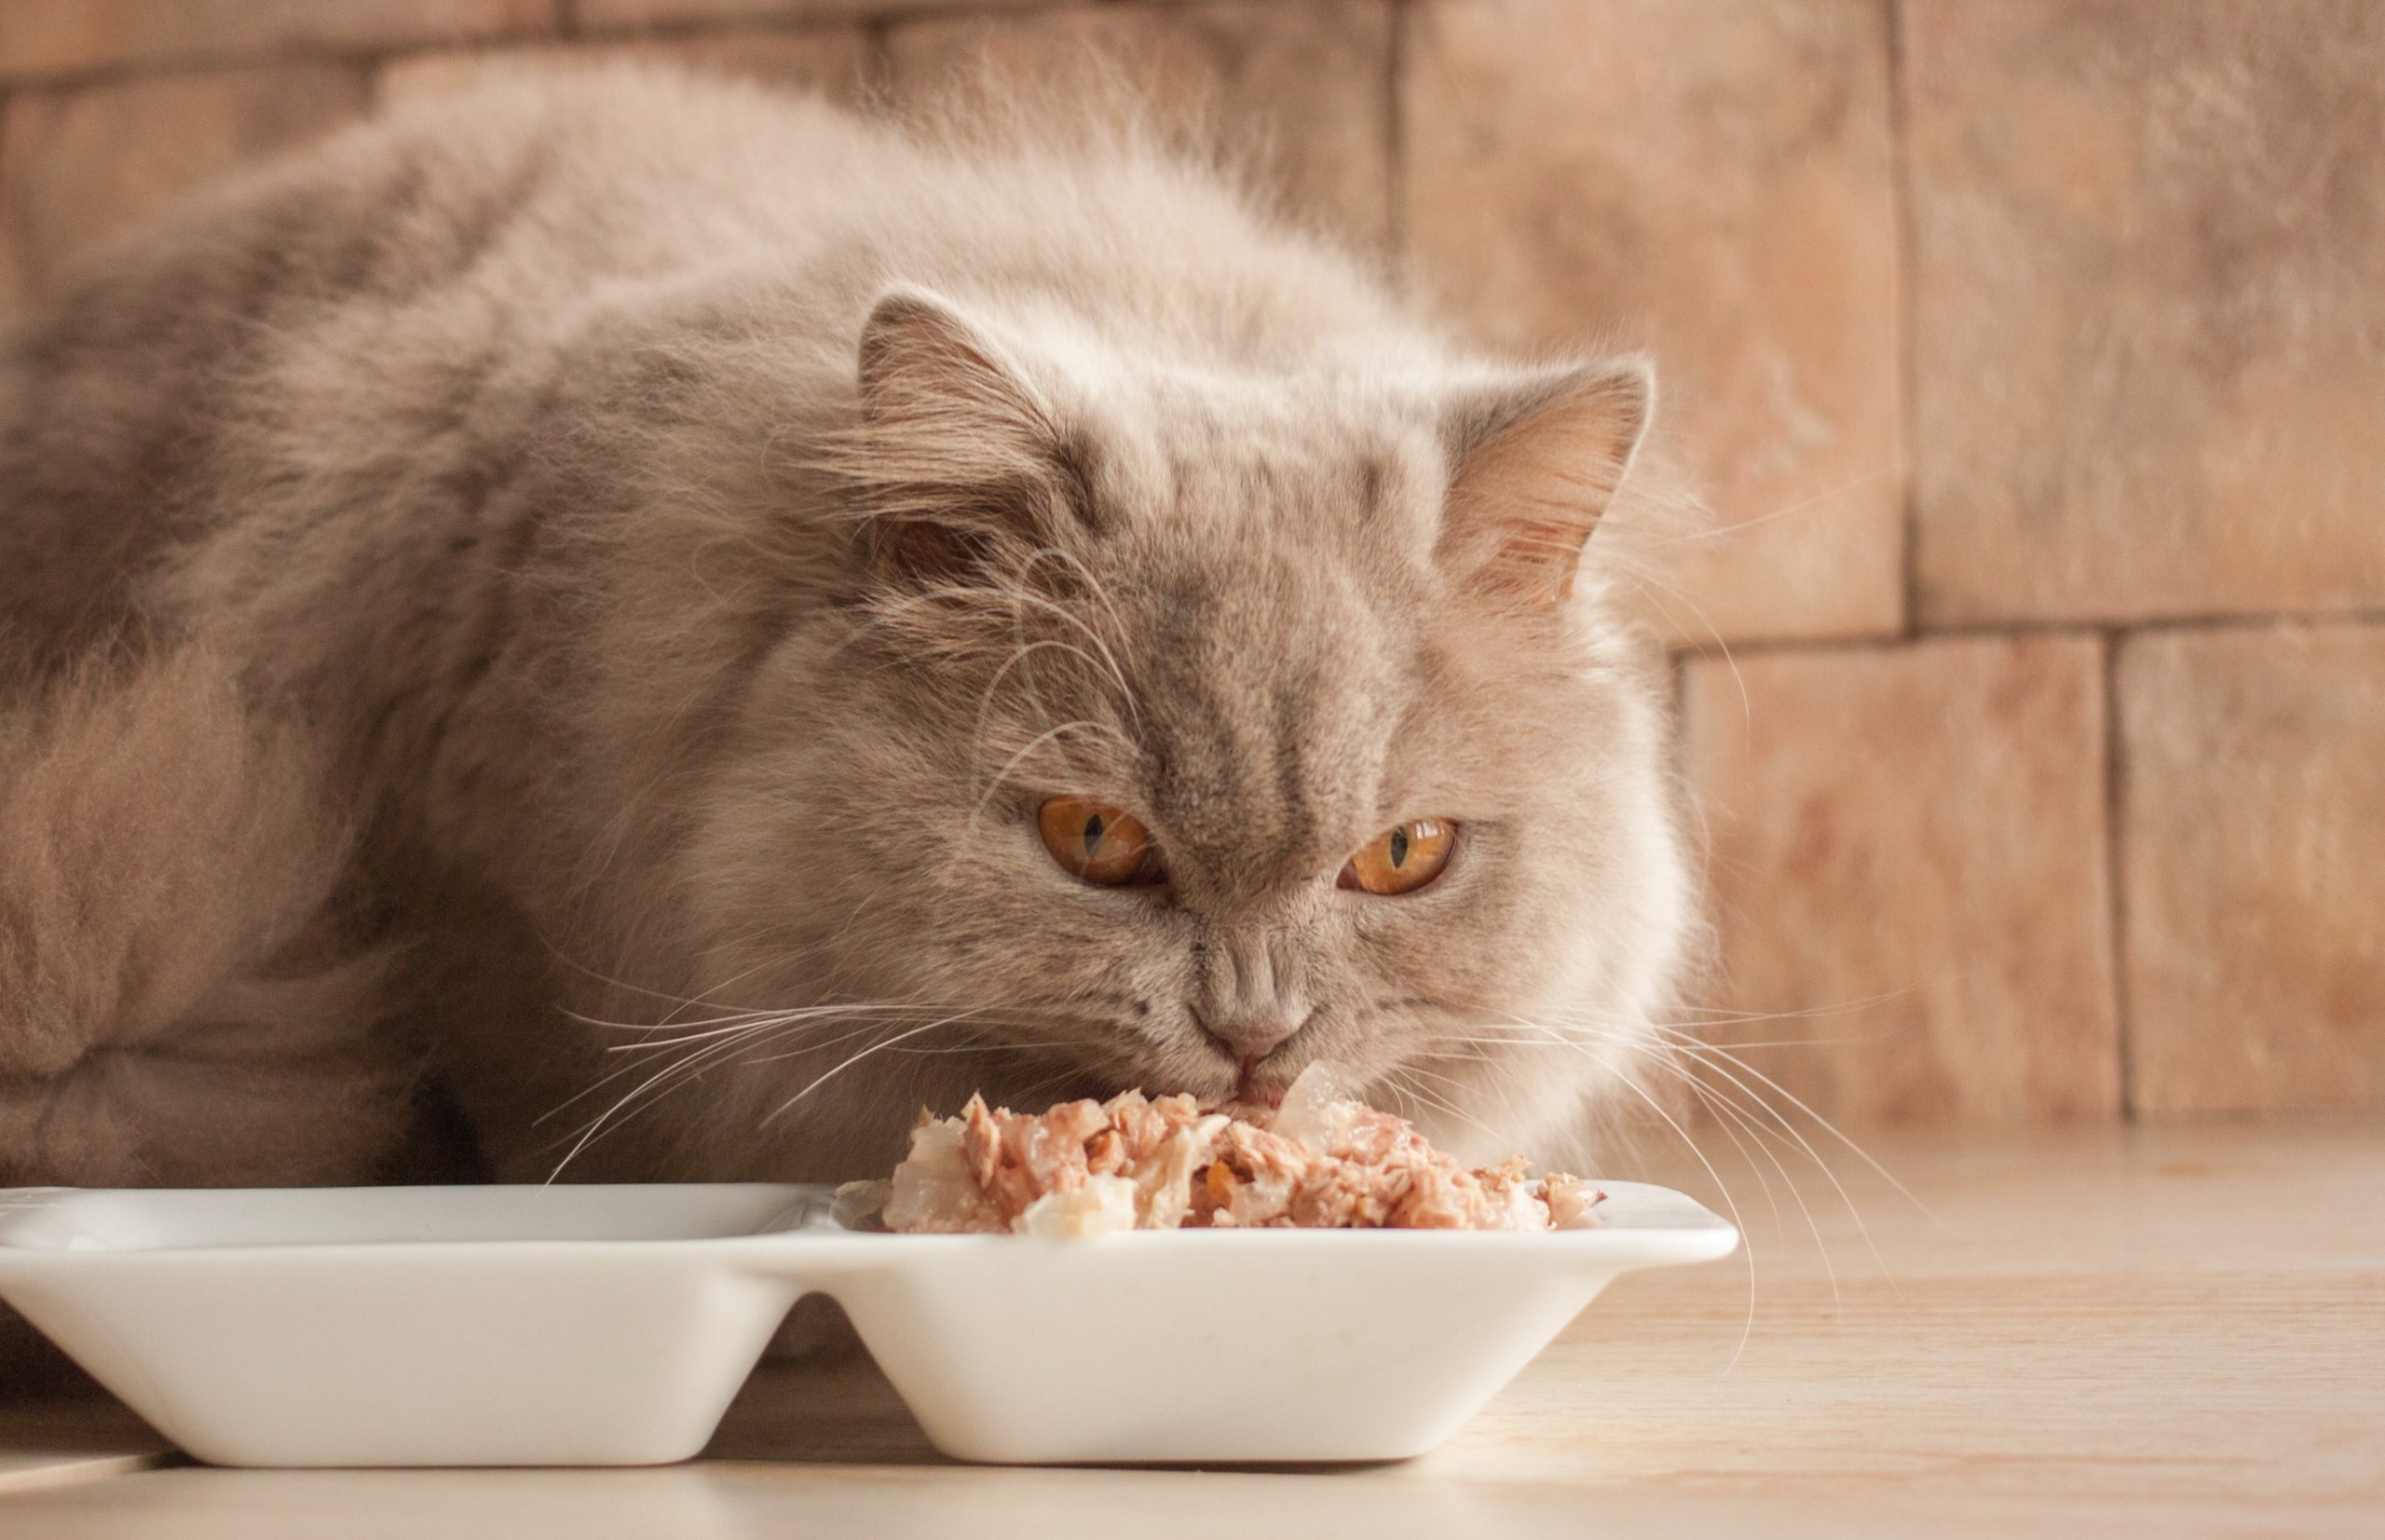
(1231, 1069), (1286, 1109)
(999, 1005), (1324, 1111)
(1217, 1013), (1325, 1110)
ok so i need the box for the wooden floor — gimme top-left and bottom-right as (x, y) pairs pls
(3, 1122), (2378, 1537)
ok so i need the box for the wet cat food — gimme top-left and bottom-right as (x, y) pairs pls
(852, 1065), (1602, 1235)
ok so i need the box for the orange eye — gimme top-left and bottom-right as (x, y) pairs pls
(1338, 818), (1457, 896)
(1037, 797), (1163, 886)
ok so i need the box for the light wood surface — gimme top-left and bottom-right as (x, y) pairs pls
(3, 1122), (2378, 1536)
(0, 1398), (166, 1496)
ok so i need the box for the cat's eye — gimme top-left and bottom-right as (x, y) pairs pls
(1338, 819), (1457, 896)
(1037, 797), (1163, 886)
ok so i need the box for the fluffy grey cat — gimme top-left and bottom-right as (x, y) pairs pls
(0, 67), (1694, 1201)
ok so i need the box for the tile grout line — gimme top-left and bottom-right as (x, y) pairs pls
(0, 32), (551, 94)
(1383, 0), (1410, 261)
(1883, 0), (1920, 639)
(859, 17), (896, 107)
(0, 0), (1070, 91)
(1663, 604), (2385, 662)
(563, 1), (1077, 47)
(2101, 629), (2137, 1123)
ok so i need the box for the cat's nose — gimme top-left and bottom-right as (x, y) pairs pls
(1196, 1012), (1302, 1064)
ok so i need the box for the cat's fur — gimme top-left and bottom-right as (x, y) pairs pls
(0, 67), (1695, 1205)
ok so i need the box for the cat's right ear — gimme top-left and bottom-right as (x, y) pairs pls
(841, 286), (1084, 585)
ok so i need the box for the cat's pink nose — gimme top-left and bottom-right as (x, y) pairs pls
(1200, 1015), (1301, 1064)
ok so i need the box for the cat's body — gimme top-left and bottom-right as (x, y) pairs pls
(0, 69), (1694, 1201)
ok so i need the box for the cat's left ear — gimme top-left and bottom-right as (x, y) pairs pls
(1438, 358), (1654, 606)
(842, 285), (1086, 583)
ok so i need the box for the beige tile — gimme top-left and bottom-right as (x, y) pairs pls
(2119, 623), (2385, 1115)
(1905, 0), (2385, 624)
(576, 0), (1034, 31)
(1403, 0), (1902, 646)
(886, 1), (1395, 248)
(0, 65), (372, 306)
(1682, 634), (2120, 1124)
(0, 0), (552, 81)
(378, 28), (877, 109)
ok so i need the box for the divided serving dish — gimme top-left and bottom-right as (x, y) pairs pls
(0, 1180), (1735, 1467)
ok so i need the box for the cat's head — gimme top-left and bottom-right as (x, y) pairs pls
(687, 287), (1693, 1161)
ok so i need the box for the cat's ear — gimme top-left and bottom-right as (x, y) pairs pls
(845, 286), (1084, 583)
(1438, 358), (1654, 606)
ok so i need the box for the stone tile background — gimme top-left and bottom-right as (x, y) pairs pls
(0, 1), (2374, 1125)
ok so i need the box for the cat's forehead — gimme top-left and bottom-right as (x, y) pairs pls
(1061, 375), (1473, 875)
(1105, 538), (1440, 879)
(1094, 369), (1445, 546)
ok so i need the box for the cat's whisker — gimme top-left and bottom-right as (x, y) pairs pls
(997, 1064), (1083, 1111)
(560, 1018), (880, 1164)
(760, 1009), (992, 1126)
(1434, 996), (1917, 1045)
(982, 557), (1139, 767)
(961, 717), (1134, 839)
(1629, 1045), (1841, 1305)
(1663, 990), (1928, 1026)
(538, 937), (709, 1011)
(1456, 1008), (1884, 1335)
(1596, 1052), (1759, 1370)
(1615, 468), (1896, 553)
(1622, 1023), (1943, 1236)
(1382, 1064), (1510, 1152)
(543, 1012), (826, 1143)
(1654, 1041), (1932, 1276)
(1018, 545), (1139, 719)
(899, 579), (1137, 717)
(1441, 1024), (1830, 1053)
(732, 1020), (1084, 1070)
(1447, 995), (1920, 1063)
(1449, 1022), (1894, 1056)
(1670, 1049), (1887, 1305)
(542, 1037), (751, 1178)
(723, 1016), (945, 1070)
(537, 1029), (762, 1126)
(645, 955), (795, 1034)
(972, 636), (1114, 769)
(1476, 1008), (1925, 1286)
(547, 924), (877, 1040)
(539, 998), (1000, 1174)
(1645, 1056), (1794, 1274)
(1616, 562), (1751, 731)
(1000, 574), (1138, 719)
(1383, 1061), (1518, 1151)
(571, 1002), (893, 1038)
(870, 1041), (1079, 1056)
(1004, 599), (1066, 779)
(540, 1001), (992, 1137)
(1417, 985), (1916, 1033)
(1469, 1026), (1768, 1319)
(1670, 996), (1888, 1021)
(583, 1001), (969, 1048)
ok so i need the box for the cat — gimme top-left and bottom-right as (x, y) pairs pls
(0, 64), (1697, 1210)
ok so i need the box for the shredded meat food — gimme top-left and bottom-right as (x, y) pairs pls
(857, 1065), (1603, 1235)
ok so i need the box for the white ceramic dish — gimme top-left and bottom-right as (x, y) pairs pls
(0, 1180), (1735, 1468)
